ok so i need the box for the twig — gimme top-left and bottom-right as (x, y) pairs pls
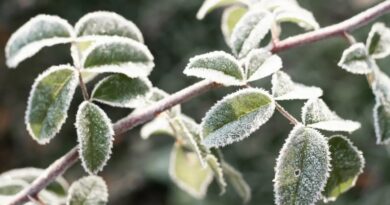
(7, 1), (390, 204)
(275, 102), (300, 125)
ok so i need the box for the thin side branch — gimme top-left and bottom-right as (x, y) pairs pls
(275, 102), (299, 125)
(7, 1), (390, 204)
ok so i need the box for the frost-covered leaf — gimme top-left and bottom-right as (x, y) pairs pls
(366, 23), (390, 59)
(0, 179), (28, 196)
(302, 98), (361, 132)
(26, 65), (78, 144)
(230, 9), (273, 58)
(271, 71), (323, 100)
(144, 88), (181, 117)
(140, 115), (175, 139)
(245, 49), (282, 82)
(201, 88), (275, 148)
(67, 176), (108, 205)
(274, 125), (330, 205)
(221, 6), (248, 46)
(183, 51), (244, 86)
(0, 167), (69, 196)
(169, 143), (213, 199)
(206, 154), (227, 194)
(76, 101), (114, 174)
(373, 99), (390, 145)
(91, 74), (152, 108)
(82, 37), (154, 78)
(75, 11), (144, 43)
(371, 70), (390, 101)
(274, 6), (319, 30)
(338, 43), (373, 74)
(323, 135), (364, 202)
(197, 0), (246, 20)
(222, 162), (251, 203)
(5, 15), (74, 68)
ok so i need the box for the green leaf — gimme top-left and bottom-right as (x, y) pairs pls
(5, 15), (74, 68)
(271, 71), (323, 100)
(245, 49), (282, 82)
(26, 65), (78, 144)
(230, 9), (273, 58)
(201, 88), (275, 148)
(274, 125), (330, 205)
(302, 98), (361, 132)
(75, 11), (144, 43)
(273, 5), (319, 30)
(221, 6), (248, 46)
(91, 74), (152, 108)
(169, 143), (213, 199)
(140, 115), (175, 139)
(76, 101), (114, 174)
(142, 88), (181, 117)
(323, 135), (365, 202)
(206, 154), (227, 194)
(183, 51), (245, 86)
(373, 98), (390, 144)
(371, 70), (390, 101)
(67, 176), (108, 205)
(196, 0), (246, 20)
(338, 43), (373, 74)
(82, 37), (154, 78)
(0, 179), (28, 196)
(222, 162), (251, 203)
(366, 22), (390, 59)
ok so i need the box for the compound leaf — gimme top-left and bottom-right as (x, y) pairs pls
(338, 43), (373, 74)
(5, 15), (74, 68)
(274, 125), (330, 205)
(67, 176), (108, 205)
(221, 6), (248, 46)
(201, 88), (275, 148)
(366, 22), (390, 59)
(26, 65), (78, 144)
(76, 101), (114, 174)
(245, 49), (282, 82)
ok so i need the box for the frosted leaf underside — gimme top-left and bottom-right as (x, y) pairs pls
(274, 126), (330, 205)
(338, 43), (372, 74)
(5, 15), (73, 68)
(26, 65), (78, 144)
(273, 5), (319, 30)
(183, 51), (244, 86)
(221, 6), (248, 46)
(302, 98), (361, 132)
(272, 71), (323, 100)
(67, 176), (108, 205)
(245, 49), (282, 82)
(201, 88), (275, 148)
(366, 22), (390, 59)
(76, 102), (114, 174)
(222, 162), (251, 203)
(91, 74), (152, 108)
(323, 135), (364, 202)
(196, 0), (244, 20)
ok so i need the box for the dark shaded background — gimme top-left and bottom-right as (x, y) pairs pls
(1, 0), (390, 204)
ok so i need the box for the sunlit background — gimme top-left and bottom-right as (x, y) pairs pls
(1, 0), (390, 204)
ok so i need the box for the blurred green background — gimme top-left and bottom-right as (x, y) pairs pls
(1, 0), (390, 204)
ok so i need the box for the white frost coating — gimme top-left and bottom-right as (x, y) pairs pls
(81, 36), (154, 78)
(75, 11), (144, 43)
(25, 65), (78, 144)
(274, 125), (330, 205)
(338, 43), (373, 75)
(76, 101), (114, 175)
(302, 98), (361, 132)
(366, 22), (390, 59)
(221, 6), (248, 47)
(273, 5), (320, 30)
(196, 0), (248, 20)
(272, 71), (323, 101)
(5, 15), (74, 68)
(183, 51), (245, 86)
(201, 88), (275, 148)
(230, 9), (273, 57)
(169, 144), (214, 199)
(66, 176), (108, 205)
(140, 116), (174, 139)
(245, 49), (282, 82)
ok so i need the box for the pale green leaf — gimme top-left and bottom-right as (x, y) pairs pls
(169, 143), (213, 199)
(76, 101), (114, 174)
(140, 88), (181, 117)
(245, 49), (282, 82)
(206, 154), (227, 194)
(366, 22), (390, 59)
(140, 115), (175, 139)
(67, 176), (108, 205)
(221, 6), (248, 46)
(274, 125), (330, 205)
(371, 70), (390, 102)
(82, 37), (154, 78)
(5, 15), (74, 68)
(222, 162), (251, 203)
(302, 98), (361, 132)
(26, 65), (78, 144)
(0, 179), (28, 196)
(91, 74), (152, 108)
(338, 43), (373, 74)
(373, 98), (390, 144)
(75, 11), (144, 43)
(230, 9), (273, 58)
(201, 88), (275, 148)
(271, 71), (323, 100)
(274, 6), (319, 30)
(323, 135), (365, 202)
(196, 0), (247, 20)
(183, 51), (245, 86)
